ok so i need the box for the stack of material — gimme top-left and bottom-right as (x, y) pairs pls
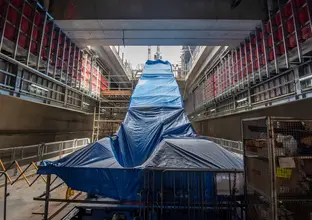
(38, 60), (243, 201)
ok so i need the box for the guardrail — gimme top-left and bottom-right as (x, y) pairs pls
(208, 137), (243, 154)
(0, 138), (90, 187)
(0, 138), (90, 167)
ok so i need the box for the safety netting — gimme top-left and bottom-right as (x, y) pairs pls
(38, 60), (243, 201)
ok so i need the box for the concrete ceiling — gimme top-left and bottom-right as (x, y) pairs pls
(55, 19), (261, 46)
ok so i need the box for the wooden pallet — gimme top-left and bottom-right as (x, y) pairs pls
(101, 90), (132, 96)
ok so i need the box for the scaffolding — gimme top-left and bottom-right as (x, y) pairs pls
(92, 98), (130, 142)
(185, 0), (312, 121)
(0, 0), (132, 113)
(34, 168), (244, 220)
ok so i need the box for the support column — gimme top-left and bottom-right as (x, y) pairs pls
(43, 174), (51, 220)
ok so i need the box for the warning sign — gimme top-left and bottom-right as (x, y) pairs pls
(276, 168), (292, 179)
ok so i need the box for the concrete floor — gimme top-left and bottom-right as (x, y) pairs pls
(0, 175), (76, 220)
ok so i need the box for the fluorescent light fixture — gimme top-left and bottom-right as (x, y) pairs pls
(299, 74), (312, 81)
(30, 84), (48, 92)
(236, 97), (248, 103)
(210, 108), (216, 112)
(82, 102), (90, 106)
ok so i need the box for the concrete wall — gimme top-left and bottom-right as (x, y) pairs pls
(194, 98), (312, 141)
(50, 0), (266, 20)
(0, 94), (94, 148)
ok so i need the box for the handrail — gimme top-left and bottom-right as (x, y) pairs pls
(0, 138), (90, 187)
(0, 138), (90, 167)
(208, 137), (243, 154)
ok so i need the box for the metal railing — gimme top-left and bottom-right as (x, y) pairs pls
(0, 171), (9, 220)
(0, 138), (90, 187)
(184, 46), (204, 73)
(0, 138), (90, 167)
(208, 137), (243, 154)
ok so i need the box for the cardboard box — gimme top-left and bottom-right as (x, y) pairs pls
(246, 157), (272, 197)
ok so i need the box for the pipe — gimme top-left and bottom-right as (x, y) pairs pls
(0, 171), (8, 220)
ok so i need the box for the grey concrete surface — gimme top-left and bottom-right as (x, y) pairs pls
(55, 19), (260, 46)
(0, 94), (94, 149)
(0, 175), (63, 220)
(194, 98), (312, 141)
(50, 0), (266, 20)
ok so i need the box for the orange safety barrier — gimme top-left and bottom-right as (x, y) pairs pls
(0, 159), (46, 187)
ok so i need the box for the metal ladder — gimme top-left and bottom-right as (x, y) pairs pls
(92, 101), (101, 142)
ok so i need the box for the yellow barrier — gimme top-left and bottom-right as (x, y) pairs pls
(0, 159), (46, 187)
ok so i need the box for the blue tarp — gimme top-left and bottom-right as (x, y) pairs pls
(112, 60), (195, 167)
(38, 60), (243, 201)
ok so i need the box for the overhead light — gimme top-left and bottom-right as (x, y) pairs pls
(30, 84), (48, 92)
(87, 45), (91, 50)
(210, 108), (216, 112)
(113, 113), (117, 116)
(82, 102), (90, 106)
(299, 74), (312, 81)
(236, 97), (247, 103)
(197, 113), (201, 117)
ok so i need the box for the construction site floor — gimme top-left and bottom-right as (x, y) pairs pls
(0, 174), (83, 220)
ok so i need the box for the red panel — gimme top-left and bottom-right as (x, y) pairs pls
(279, 43), (285, 55)
(258, 31), (263, 40)
(43, 34), (48, 47)
(21, 17), (31, 34)
(287, 19), (295, 33)
(30, 42), (38, 54)
(18, 34), (27, 48)
(267, 35), (273, 47)
(23, 3), (32, 17)
(0, 0), (7, 16)
(268, 50), (275, 61)
(56, 59), (62, 69)
(251, 36), (256, 45)
(32, 27), (39, 40)
(7, 6), (19, 25)
(248, 64), (252, 74)
(275, 12), (281, 26)
(288, 34), (297, 48)
(295, 0), (307, 7)
(34, 11), (41, 26)
(283, 2), (293, 18)
(276, 28), (283, 41)
(299, 6), (309, 25)
(41, 49), (47, 60)
(260, 56), (266, 66)
(258, 43), (264, 53)
(4, 24), (15, 40)
(301, 25), (312, 40)
(11, 0), (23, 8)
(265, 23), (271, 33)
(0, 0), (6, 8)
(51, 31), (58, 52)
(254, 60), (259, 70)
